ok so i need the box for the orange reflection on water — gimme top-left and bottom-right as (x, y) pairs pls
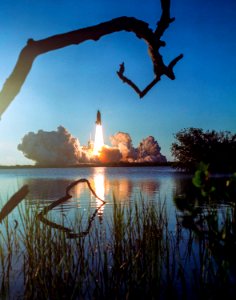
(68, 181), (86, 208)
(111, 179), (133, 201)
(93, 168), (106, 219)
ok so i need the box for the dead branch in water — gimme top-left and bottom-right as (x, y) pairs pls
(37, 178), (106, 238)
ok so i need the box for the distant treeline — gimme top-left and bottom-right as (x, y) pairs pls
(171, 128), (236, 173)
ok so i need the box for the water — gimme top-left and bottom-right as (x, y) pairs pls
(0, 166), (235, 299)
(0, 166), (232, 224)
(0, 166), (179, 206)
(0, 166), (192, 235)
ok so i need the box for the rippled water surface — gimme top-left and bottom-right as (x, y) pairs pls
(0, 166), (189, 215)
(0, 166), (232, 230)
(1, 166), (235, 299)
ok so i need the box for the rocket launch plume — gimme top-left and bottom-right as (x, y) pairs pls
(99, 146), (122, 163)
(17, 112), (167, 165)
(136, 136), (167, 163)
(110, 132), (167, 163)
(93, 110), (104, 156)
(110, 132), (137, 161)
(18, 126), (82, 166)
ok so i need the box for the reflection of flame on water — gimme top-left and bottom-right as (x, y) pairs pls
(68, 181), (86, 208)
(93, 168), (105, 219)
(112, 179), (133, 201)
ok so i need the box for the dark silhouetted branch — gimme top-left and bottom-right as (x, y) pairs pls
(37, 178), (106, 238)
(117, 62), (160, 98)
(0, 0), (183, 118)
(0, 185), (29, 223)
(166, 54), (184, 79)
(155, 0), (175, 38)
(168, 54), (184, 71)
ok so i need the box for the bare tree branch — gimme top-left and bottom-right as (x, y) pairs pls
(167, 54), (184, 79)
(155, 0), (175, 38)
(117, 62), (160, 98)
(0, 0), (183, 118)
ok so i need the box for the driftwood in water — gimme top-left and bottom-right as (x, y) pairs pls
(37, 178), (106, 238)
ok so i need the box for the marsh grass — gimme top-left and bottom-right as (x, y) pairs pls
(0, 195), (236, 299)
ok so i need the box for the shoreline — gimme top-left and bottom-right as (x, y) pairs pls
(0, 162), (173, 169)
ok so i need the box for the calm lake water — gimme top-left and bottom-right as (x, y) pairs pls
(1, 166), (236, 299)
(0, 166), (231, 223)
(0, 166), (189, 221)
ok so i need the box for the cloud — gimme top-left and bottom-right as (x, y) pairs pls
(18, 126), (81, 166)
(109, 132), (166, 163)
(110, 132), (137, 162)
(18, 127), (167, 165)
(137, 136), (167, 163)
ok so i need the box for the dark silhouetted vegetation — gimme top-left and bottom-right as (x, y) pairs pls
(171, 127), (236, 172)
(173, 167), (236, 300)
(1, 168), (236, 299)
(1, 195), (236, 299)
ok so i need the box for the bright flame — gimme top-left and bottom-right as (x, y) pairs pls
(93, 124), (104, 156)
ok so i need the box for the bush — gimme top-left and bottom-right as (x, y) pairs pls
(171, 128), (236, 172)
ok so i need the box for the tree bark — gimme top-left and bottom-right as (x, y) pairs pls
(0, 0), (183, 118)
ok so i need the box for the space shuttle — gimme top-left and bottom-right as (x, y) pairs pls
(96, 110), (102, 125)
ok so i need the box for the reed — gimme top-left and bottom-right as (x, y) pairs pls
(0, 193), (236, 299)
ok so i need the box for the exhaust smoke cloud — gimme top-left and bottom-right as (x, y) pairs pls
(110, 132), (137, 162)
(18, 127), (167, 165)
(18, 126), (81, 166)
(137, 136), (167, 163)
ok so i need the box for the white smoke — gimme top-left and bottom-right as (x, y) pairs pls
(110, 132), (137, 162)
(136, 136), (167, 163)
(18, 126), (81, 166)
(18, 127), (167, 165)
(110, 132), (166, 163)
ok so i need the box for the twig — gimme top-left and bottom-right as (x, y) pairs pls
(117, 63), (160, 98)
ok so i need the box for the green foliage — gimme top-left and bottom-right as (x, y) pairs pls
(192, 162), (216, 197)
(171, 127), (236, 172)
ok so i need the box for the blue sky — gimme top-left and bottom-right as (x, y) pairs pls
(0, 0), (235, 165)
